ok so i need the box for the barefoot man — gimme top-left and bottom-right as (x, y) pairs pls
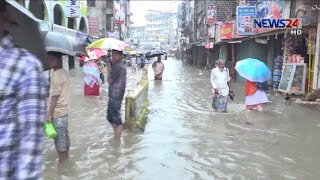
(107, 49), (127, 139)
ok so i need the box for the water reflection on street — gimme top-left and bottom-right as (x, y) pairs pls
(44, 58), (320, 180)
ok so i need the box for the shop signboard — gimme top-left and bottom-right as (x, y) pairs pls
(114, 1), (126, 25)
(207, 5), (217, 24)
(220, 23), (233, 40)
(236, 6), (256, 36)
(207, 25), (216, 38)
(294, 1), (318, 26)
(88, 8), (99, 37)
(215, 22), (221, 43)
(233, 23), (245, 39)
(255, 0), (285, 34)
(88, 17), (99, 36)
(65, 0), (80, 18)
(278, 63), (307, 95)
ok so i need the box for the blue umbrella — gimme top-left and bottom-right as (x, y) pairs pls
(235, 58), (271, 83)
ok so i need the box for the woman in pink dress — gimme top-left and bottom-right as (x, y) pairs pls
(83, 57), (100, 96)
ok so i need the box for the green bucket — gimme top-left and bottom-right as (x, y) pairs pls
(45, 122), (57, 139)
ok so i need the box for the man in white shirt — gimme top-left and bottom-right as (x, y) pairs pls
(210, 59), (231, 112)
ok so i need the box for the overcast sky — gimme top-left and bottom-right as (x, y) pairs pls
(130, 1), (180, 27)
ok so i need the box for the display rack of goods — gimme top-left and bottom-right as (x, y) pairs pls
(286, 54), (305, 63)
(283, 35), (295, 63)
(273, 56), (283, 90)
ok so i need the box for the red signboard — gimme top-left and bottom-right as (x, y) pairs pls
(220, 23), (233, 40)
(207, 5), (217, 24)
(88, 17), (99, 36)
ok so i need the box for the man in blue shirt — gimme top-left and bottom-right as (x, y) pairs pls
(107, 49), (127, 139)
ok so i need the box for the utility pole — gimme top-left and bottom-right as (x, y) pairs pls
(312, 11), (320, 89)
(118, 16), (122, 40)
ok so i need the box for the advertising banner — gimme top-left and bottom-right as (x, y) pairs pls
(255, 0), (285, 34)
(88, 17), (99, 36)
(207, 25), (216, 38)
(114, 1), (126, 25)
(207, 5), (217, 24)
(220, 23), (233, 40)
(236, 6), (256, 36)
(65, 0), (80, 18)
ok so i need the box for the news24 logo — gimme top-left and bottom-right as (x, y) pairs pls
(253, 18), (302, 35)
(253, 18), (302, 28)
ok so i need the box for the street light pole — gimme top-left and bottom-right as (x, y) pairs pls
(118, 16), (122, 40)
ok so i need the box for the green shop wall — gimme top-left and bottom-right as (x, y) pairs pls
(235, 39), (268, 82)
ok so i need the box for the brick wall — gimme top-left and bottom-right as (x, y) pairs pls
(208, 0), (237, 22)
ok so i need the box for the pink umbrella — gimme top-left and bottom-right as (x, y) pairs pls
(87, 48), (108, 59)
(205, 43), (212, 49)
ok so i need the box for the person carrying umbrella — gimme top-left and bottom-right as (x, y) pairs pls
(0, 1), (48, 179)
(210, 59), (232, 112)
(245, 80), (269, 112)
(235, 58), (271, 112)
(83, 52), (101, 96)
(107, 48), (127, 139)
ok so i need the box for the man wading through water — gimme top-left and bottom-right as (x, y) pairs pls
(107, 49), (127, 139)
(152, 56), (165, 80)
(210, 59), (232, 112)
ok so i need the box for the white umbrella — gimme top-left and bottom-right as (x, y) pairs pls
(41, 31), (87, 57)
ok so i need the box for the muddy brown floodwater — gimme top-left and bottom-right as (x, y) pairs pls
(44, 58), (320, 180)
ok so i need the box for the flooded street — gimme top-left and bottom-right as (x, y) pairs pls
(44, 58), (320, 180)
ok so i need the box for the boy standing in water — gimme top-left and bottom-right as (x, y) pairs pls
(47, 52), (70, 163)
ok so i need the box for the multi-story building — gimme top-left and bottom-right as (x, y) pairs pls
(177, 0), (195, 61)
(131, 26), (146, 46)
(145, 10), (178, 49)
(15, 0), (132, 68)
(106, 0), (133, 41)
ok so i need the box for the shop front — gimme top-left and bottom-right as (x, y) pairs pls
(278, 0), (319, 95)
(279, 26), (317, 95)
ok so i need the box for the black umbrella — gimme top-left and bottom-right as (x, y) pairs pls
(5, 0), (49, 70)
(41, 31), (87, 57)
(145, 50), (163, 57)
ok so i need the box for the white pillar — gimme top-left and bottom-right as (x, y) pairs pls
(313, 13), (320, 89)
